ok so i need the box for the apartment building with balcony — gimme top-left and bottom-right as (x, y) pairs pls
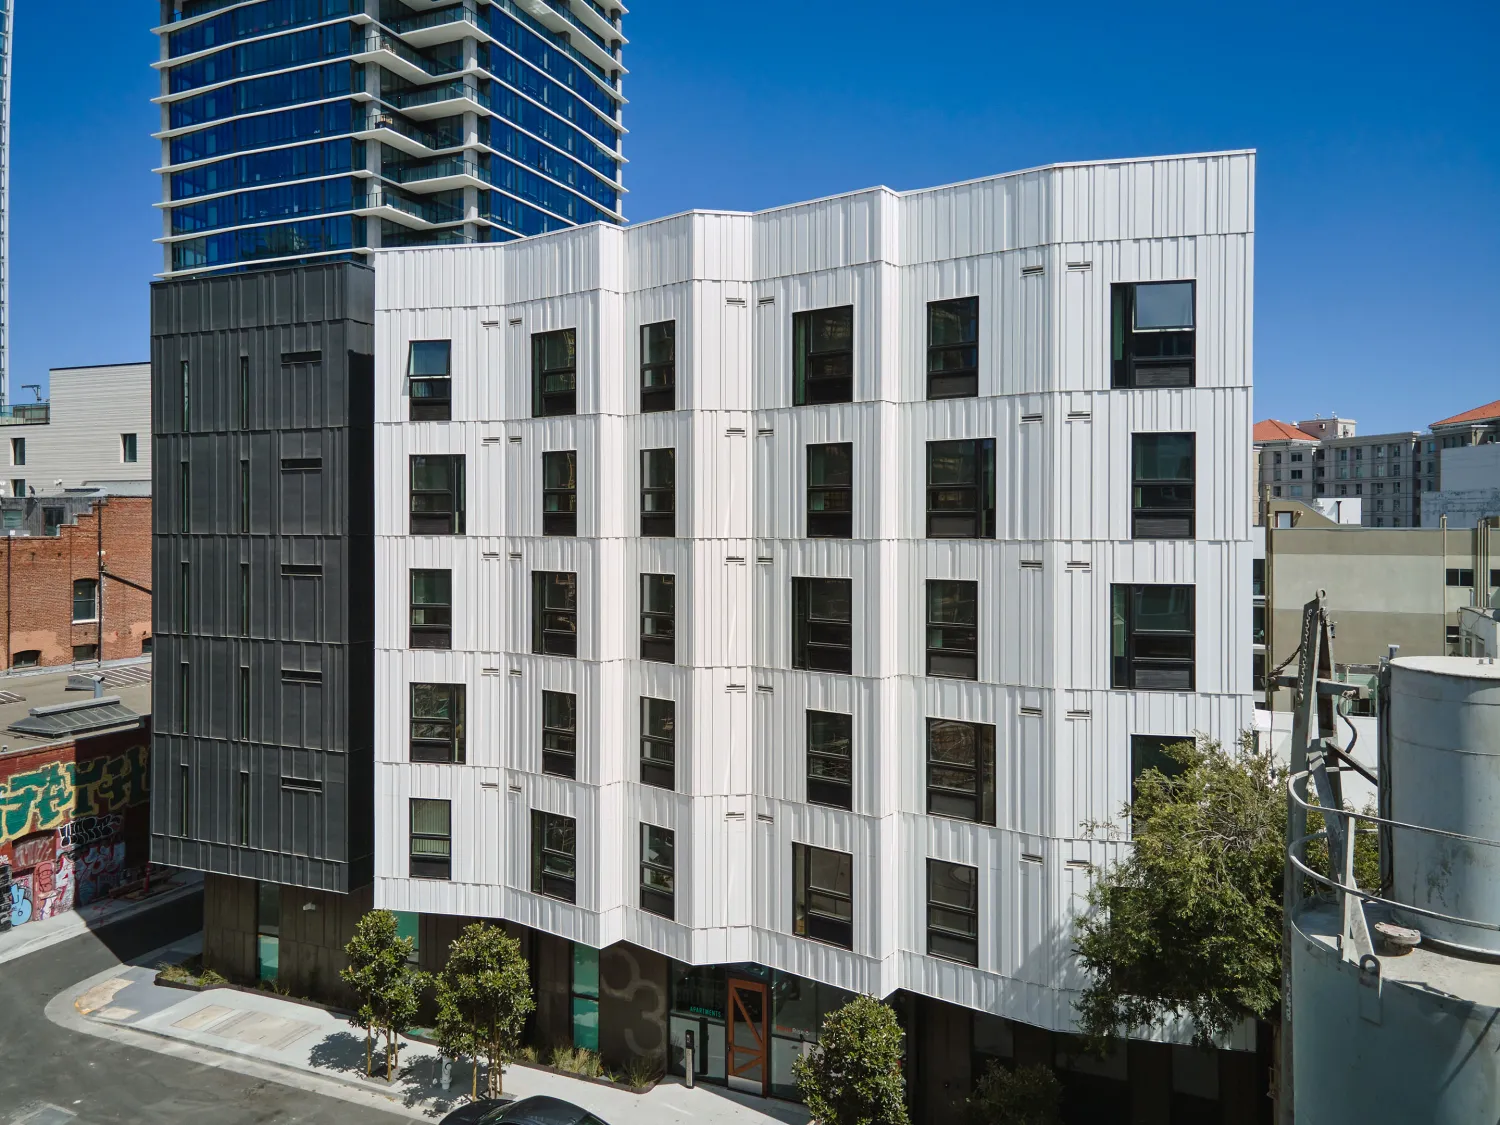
(153, 0), (627, 278)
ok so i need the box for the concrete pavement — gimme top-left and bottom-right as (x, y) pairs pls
(0, 871), (202, 968)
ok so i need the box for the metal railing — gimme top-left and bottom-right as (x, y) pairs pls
(385, 80), (491, 112)
(0, 404), (50, 424)
(386, 1), (482, 36)
(356, 188), (465, 225)
(362, 31), (460, 77)
(542, 0), (612, 55)
(360, 109), (462, 153)
(384, 157), (492, 188)
(490, 0), (618, 90)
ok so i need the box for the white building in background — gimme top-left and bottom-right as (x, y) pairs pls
(1, 363), (152, 497)
(371, 151), (1256, 1115)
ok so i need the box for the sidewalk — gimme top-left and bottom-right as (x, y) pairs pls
(49, 933), (809, 1125)
(0, 870), (202, 967)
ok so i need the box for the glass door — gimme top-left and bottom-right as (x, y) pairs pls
(727, 978), (768, 1095)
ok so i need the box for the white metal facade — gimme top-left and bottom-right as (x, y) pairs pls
(3, 363), (153, 495)
(372, 151), (1256, 1036)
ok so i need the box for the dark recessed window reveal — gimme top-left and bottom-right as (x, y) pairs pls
(1111, 281), (1196, 388)
(280, 457), (322, 472)
(793, 306), (854, 406)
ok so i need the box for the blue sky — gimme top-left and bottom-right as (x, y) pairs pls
(10, 1), (1496, 432)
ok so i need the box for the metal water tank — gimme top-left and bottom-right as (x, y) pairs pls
(1386, 655), (1500, 952)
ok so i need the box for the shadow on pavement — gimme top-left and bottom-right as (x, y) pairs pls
(309, 1030), (374, 1076)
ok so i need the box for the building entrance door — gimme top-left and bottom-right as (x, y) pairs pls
(726, 978), (768, 1095)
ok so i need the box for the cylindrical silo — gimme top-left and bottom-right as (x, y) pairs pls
(1385, 655), (1500, 952)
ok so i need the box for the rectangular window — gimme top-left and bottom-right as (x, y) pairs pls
(1252, 558), (1265, 598)
(640, 448), (675, 537)
(1253, 604), (1266, 647)
(927, 859), (979, 966)
(927, 296), (979, 399)
(238, 770), (250, 846)
(641, 320), (676, 412)
(1447, 568), (1475, 588)
(180, 562), (190, 632)
(1132, 433), (1195, 539)
(240, 563), (250, 635)
(1491, 570), (1499, 589)
(410, 798), (452, 880)
(256, 881), (279, 981)
(1130, 735), (1189, 805)
(792, 577), (853, 674)
(640, 573), (676, 663)
(240, 459), (250, 533)
(806, 442), (853, 538)
(542, 450), (578, 536)
(9, 479), (23, 499)
(73, 643), (99, 662)
(239, 355), (250, 430)
(1110, 281), (1196, 388)
(180, 463), (191, 533)
(531, 810), (577, 902)
(410, 454), (465, 534)
(1111, 584), (1196, 691)
(640, 696), (675, 790)
(927, 580), (978, 680)
(542, 690), (577, 778)
(72, 578), (99, 623)
(792, 843), (853, 949)
(792, 305), (853, 405)
(408, 340), (452, 421)
(926, 439), (996, 538)
(806, 709), (853, 810)
(532, 327), (577, 417)
(179, 662), (191, 731)
(410, 683), (465, 763)
(180, 763), (191, 836)
(926, 717), (996, 824)
(640, 823), (675, 919)
(532, 572), (578, 657)
(181, 359), (191, 430)
(10, 437), (24, 467)
(409, 569), (453, 649)
(240, 666), (250, 738)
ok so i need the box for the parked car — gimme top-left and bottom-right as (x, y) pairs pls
(440, 1095), (611, 1125)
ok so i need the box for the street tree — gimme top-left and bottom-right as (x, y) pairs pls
(433, 922), (535, 1099)
(968, 1061), (1062, 1125)
(341, 909), (427, 1082)
(792, 994), (910, 1125)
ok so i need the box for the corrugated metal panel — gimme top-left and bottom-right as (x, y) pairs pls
(369, 152), (1255, 1041)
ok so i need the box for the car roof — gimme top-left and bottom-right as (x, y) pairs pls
(491, 1095), (597, 1125)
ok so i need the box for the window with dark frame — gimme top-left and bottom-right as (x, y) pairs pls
(531, 810), (577, 902)
(926, 717), (996, 825)
(181, 359), (191, 431)
(926, 580), (978, 680)
(410, 683), (465, 763)
(640, 574), (676, 663)
(408, 340), (453, 421)
(806, 443), (853, 538)
(792, 842), (853, 949)
(927, 296), (979, 399)
(180, 462), (190, 533)
(72, 578), (98, 623)
(1110, 281), (1196, 388)
(532, 572), (578, 657)
(927, 859), (979, 966)
(1111, 584), (1196, 691)
(409, 569), (452, 649)
(180, 563), (190, 631)
(410, 454), (465, 534)
(542, 450), (578, 536)
(926, 439), (995, 538)
(806, 709), (853, 810)
(1253, 558), (1265, 598)
(239, 355), (250, 430)
(639, 823), (675, 919)
(122, 433), (138, 463)
(1130, 734), (1190, 806)
(1446, 568), (1475, 588)
(1132, 433), (1195, 539)
(532, 328), (577, 417)
(239, 460), (250, 532)
(640, 320), (676, 412)
(179, 662), (190, 731)
(409, 799), (452, 879)
(180, 763), (191, 836)
(238, 770), (251, 846)
(792, 577), (853, 674)
(792, 306), (853, 405)
(239, 666), (250, 738)
(640, 448), (675, 536)
(1253, 604), (1266, 647)
(239, 563), (250, 636)
(640, 696), (675, 790)
(541, 690), (577, 778)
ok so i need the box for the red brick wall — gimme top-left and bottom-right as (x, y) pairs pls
(0, 496), (153, 669)
(1, 722), (152, 927)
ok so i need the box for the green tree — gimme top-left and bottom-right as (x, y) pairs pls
(792, 995), (910, 1125)
(1073, 734), (1286, 1049)
(968, 1061), (1062, 1125)
(340, 910), (427, 1082)
(433, 922), (536, 1099)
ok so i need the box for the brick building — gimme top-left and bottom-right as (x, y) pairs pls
(0, 494), (152, 670)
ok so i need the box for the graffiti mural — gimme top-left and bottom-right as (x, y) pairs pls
(0, 739), (149, 929)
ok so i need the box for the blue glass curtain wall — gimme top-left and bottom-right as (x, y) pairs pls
(170, 99), (353, 164)
(171, 138), (357, 200)
(485, 155), (613, 225)
(486, 120), (617, 211)
(484, 70), (619, 178)
(483, 6), (618, 120)
(482, 192), (572, 238)
(170, 62), (355, 129)
(169, 175), (356, 235)
(171, 214), (360, 270)
(481, 43), (618, 153)
(168, 0), (356, 59)
(170, 22), (355, 93)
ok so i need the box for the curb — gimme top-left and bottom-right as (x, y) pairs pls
(0, 879), (202, 967)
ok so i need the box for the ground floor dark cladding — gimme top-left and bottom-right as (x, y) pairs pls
(199, 874), (1271, 1124)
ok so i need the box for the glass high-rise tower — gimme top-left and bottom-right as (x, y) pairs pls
(153, 0), (626, 277)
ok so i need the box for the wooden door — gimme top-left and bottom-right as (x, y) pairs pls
(726, 978), (768, 1095)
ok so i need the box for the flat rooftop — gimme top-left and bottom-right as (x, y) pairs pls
(0, 661), (151, 758)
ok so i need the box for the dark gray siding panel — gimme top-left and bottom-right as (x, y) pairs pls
(150, 262), (375, 894)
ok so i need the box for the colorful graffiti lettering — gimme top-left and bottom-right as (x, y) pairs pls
(75, 842), (125, 907)
(35, 854), (74, 921)
(10, 833), (54, 869)
(0, 745), (148, 846)
(8, 878), (32, 927)
(57, 814), (123, 853)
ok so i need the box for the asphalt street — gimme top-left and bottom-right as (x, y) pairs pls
(0, 893), (410, 1125)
